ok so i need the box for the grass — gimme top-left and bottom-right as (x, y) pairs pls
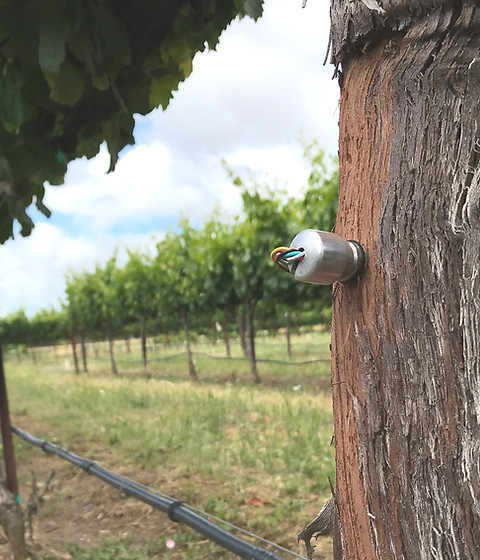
(4, 330), (334, 559)
(11, 328), (332, 387)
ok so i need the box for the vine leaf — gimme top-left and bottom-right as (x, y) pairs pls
(149, 75), (182, 110)
(244, 0), (264, 19)
(42, 61), (85, 106)
(38, 19), (70, 73)
(0, 68), (24, 132)
(0, 1), (265, 243)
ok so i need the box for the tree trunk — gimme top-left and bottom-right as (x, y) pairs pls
(80, 332), (88, 373)
(140, 316), (148, 371)
(330, 2), (480, 558)
(107, 329), (118, 375)
(220, 320), (232, 358)
(182, 314), (198, 381)
(237, 312), (247, 357)
(68, 329), (80, 375)
(244, 300), (261, 384)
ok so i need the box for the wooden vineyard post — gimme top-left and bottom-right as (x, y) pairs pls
(0, 345), (19, 500)
(0, 345), (27, 560)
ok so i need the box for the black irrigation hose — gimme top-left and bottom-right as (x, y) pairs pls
(11, 424), (286, 560)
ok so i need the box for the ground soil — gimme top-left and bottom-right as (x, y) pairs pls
(6, 453), (172, 559)
(0, 452), (333, 560)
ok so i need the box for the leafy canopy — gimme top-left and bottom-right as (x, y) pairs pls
(0, 0), (264, 243)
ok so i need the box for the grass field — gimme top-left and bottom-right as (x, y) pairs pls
(3, 330), (334, 559)
(15, 328), (333, 386)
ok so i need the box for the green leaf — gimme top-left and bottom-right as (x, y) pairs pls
(101, 113), (135, 172)
(16, 208), (34, 238)
(91, 74), (110, 91)
(69, 3), (131, 78)
(36, 1), (74, 73)
(149, 75), (180, 110)
(0, 68), (24, 132)
(38, 25), (68, 74)
(0, 157), (11, 182)
(243, 0), (264, 20)
(42, 60), (85, 106)
(179, 58), (193, 79)
(35, 197), (51, 218)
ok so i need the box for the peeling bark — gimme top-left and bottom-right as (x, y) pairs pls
(329, 0), (451, 71)
(331, 1), (480, 558)
(298, 495), (335, 559)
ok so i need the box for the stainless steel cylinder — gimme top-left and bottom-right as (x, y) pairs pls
(289, 229), (365, 285)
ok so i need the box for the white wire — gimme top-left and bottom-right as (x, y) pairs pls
(284, 251), (305, 263)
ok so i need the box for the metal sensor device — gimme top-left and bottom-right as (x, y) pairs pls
(284, 229), (365, 285)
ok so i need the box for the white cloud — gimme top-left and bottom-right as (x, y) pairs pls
(0, 222), (162, 316)
(141, 3), (338, 157)
(226, 145), (310, 192)
(45, 142), (243, 232)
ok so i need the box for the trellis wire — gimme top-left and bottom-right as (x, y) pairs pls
(87, 352), (330, 366)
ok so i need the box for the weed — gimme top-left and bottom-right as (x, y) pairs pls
(66, 539), (152, 560)
(203, 492), (228, 519)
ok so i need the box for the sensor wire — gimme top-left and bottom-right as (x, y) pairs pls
(270, 246), (305, 275)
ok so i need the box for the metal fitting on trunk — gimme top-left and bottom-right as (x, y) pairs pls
(271, 230), (365, 285)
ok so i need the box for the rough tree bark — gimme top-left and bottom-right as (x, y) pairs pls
(330, 1), (480, 558)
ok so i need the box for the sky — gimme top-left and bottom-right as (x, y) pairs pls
(0, 0), (340, 317)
